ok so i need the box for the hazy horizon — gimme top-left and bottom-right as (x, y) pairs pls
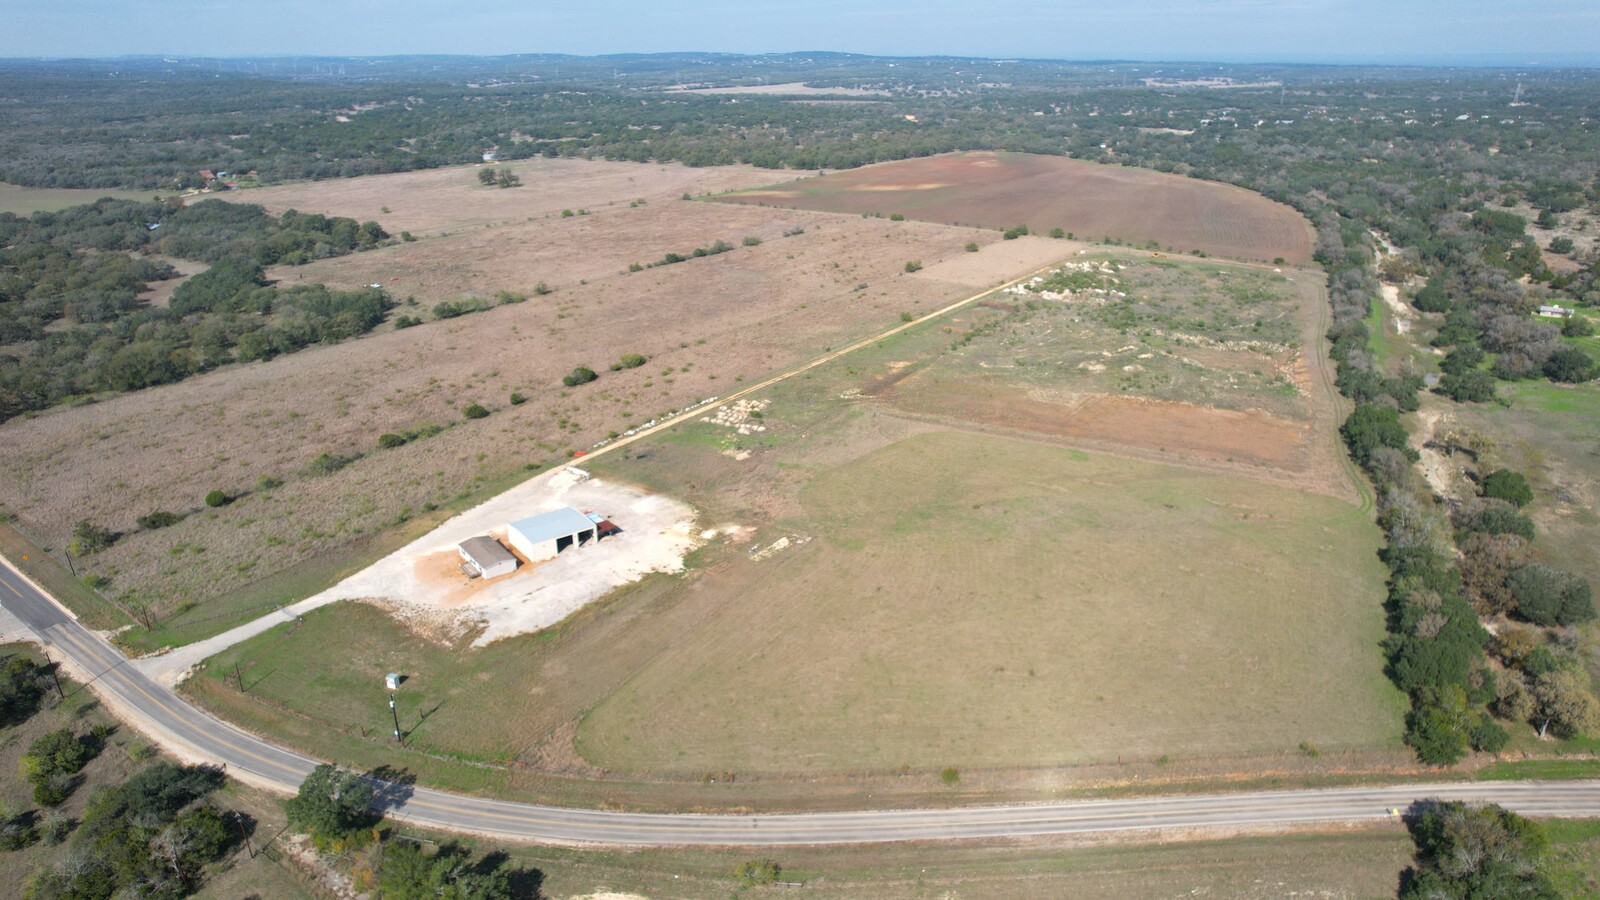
(4, 0), (1598, 67)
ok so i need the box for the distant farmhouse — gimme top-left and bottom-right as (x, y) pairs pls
(1537, 304), (1575, 319)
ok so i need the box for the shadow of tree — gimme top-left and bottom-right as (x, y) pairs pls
(366, 765), (417, 815)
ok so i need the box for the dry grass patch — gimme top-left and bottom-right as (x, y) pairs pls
(0, 172), (1033, 646)
(233, 158), (778, 236)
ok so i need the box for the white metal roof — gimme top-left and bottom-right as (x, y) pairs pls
(508, 507), (596, 544)
(459, 535), (515, 567)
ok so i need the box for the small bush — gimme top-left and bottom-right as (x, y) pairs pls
(257, 475), (283, 491)
(39, 812), (72, 846)
(0, 816), (37, 851)
(563, 367), (598, 388)
(203, 490), (228, 508)
(1471, 717), (1510, 753)
(619, 353), (647, 369)
(377, 433), (407, 449)
(431, 298), (491, 320)
(303, 452), (357, 477)
(904, 260), (923, 273)
(463, 403), (490, 420)
(939, 767), (960, 784)
(889, 213), (905, 221)
(400, 231), (415, 242)
(33, 775), (71, 808)
(533, 281), (553, 295)
(900, 311), (915, 323)
(965, 242), (979, 252)
(1273, 256), (1286, 265)
(1545, 347), (1597, 383)
(1481, 469), (1533, 507)
(509, 392), (527, 405)
(1050, 227), (1066, 238)
(137, 510), (181, 530)
(494, 290), (527, 305)
(393, 314), (421, 329)
(736, 859), (780, 885)
(742, 235), (762, 246)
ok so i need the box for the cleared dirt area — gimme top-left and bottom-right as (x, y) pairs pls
(232, 158), (778, 236)
(133, 255), (207, 308)
(329, 468), (697, 647)
(135, 467), (699, 685)
(0, 161), (1043, 647)
(717, 151), (1315, 264)
(894, 383), (1310, 473)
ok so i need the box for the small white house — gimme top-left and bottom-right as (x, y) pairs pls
(506, 507), (597, 563)
(1537, 305), (1575, 319)
(458, 536), (517, 579)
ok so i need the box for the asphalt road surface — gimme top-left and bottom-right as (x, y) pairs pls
(4, 557), (1599, 846)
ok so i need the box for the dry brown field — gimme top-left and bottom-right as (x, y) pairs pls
(716, 151), (1315, 265)
(0, 159), (1050, 646)
(231, 157), (776, 237)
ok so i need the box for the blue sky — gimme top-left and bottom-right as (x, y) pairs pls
(3, 0), (1597, 64)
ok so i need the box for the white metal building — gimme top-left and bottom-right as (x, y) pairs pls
(458, 536), (518, 579)
(506, 507), (597, 563)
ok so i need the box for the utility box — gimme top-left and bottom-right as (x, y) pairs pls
(385, 673), (401, 690)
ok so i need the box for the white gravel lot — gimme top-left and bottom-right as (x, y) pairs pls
(135, 467), (699, 683)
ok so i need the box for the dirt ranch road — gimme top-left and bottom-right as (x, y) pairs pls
(7, 503), (1600, 845)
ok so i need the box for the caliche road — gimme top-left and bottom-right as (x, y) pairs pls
(4, 558), (1599, 846)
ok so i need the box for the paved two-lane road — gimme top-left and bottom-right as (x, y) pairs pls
(4, 557), (1599, 846)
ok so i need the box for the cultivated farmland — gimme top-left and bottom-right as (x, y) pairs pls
(717, 151), (1315, 265)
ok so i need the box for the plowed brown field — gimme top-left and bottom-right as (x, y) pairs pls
(718, 151), (1313, 264)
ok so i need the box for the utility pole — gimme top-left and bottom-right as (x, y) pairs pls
(231, 811), (256, 859)
(42, 650), (65, 699)
(389, 693), (402, 742)
(234, 662), (245, 693)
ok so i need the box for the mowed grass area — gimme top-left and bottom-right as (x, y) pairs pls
(371, 826), (1425, 900)
(0, 182), (150, 215)
(716, 151), (1314, 264)
(576, 430), (1401, 774)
